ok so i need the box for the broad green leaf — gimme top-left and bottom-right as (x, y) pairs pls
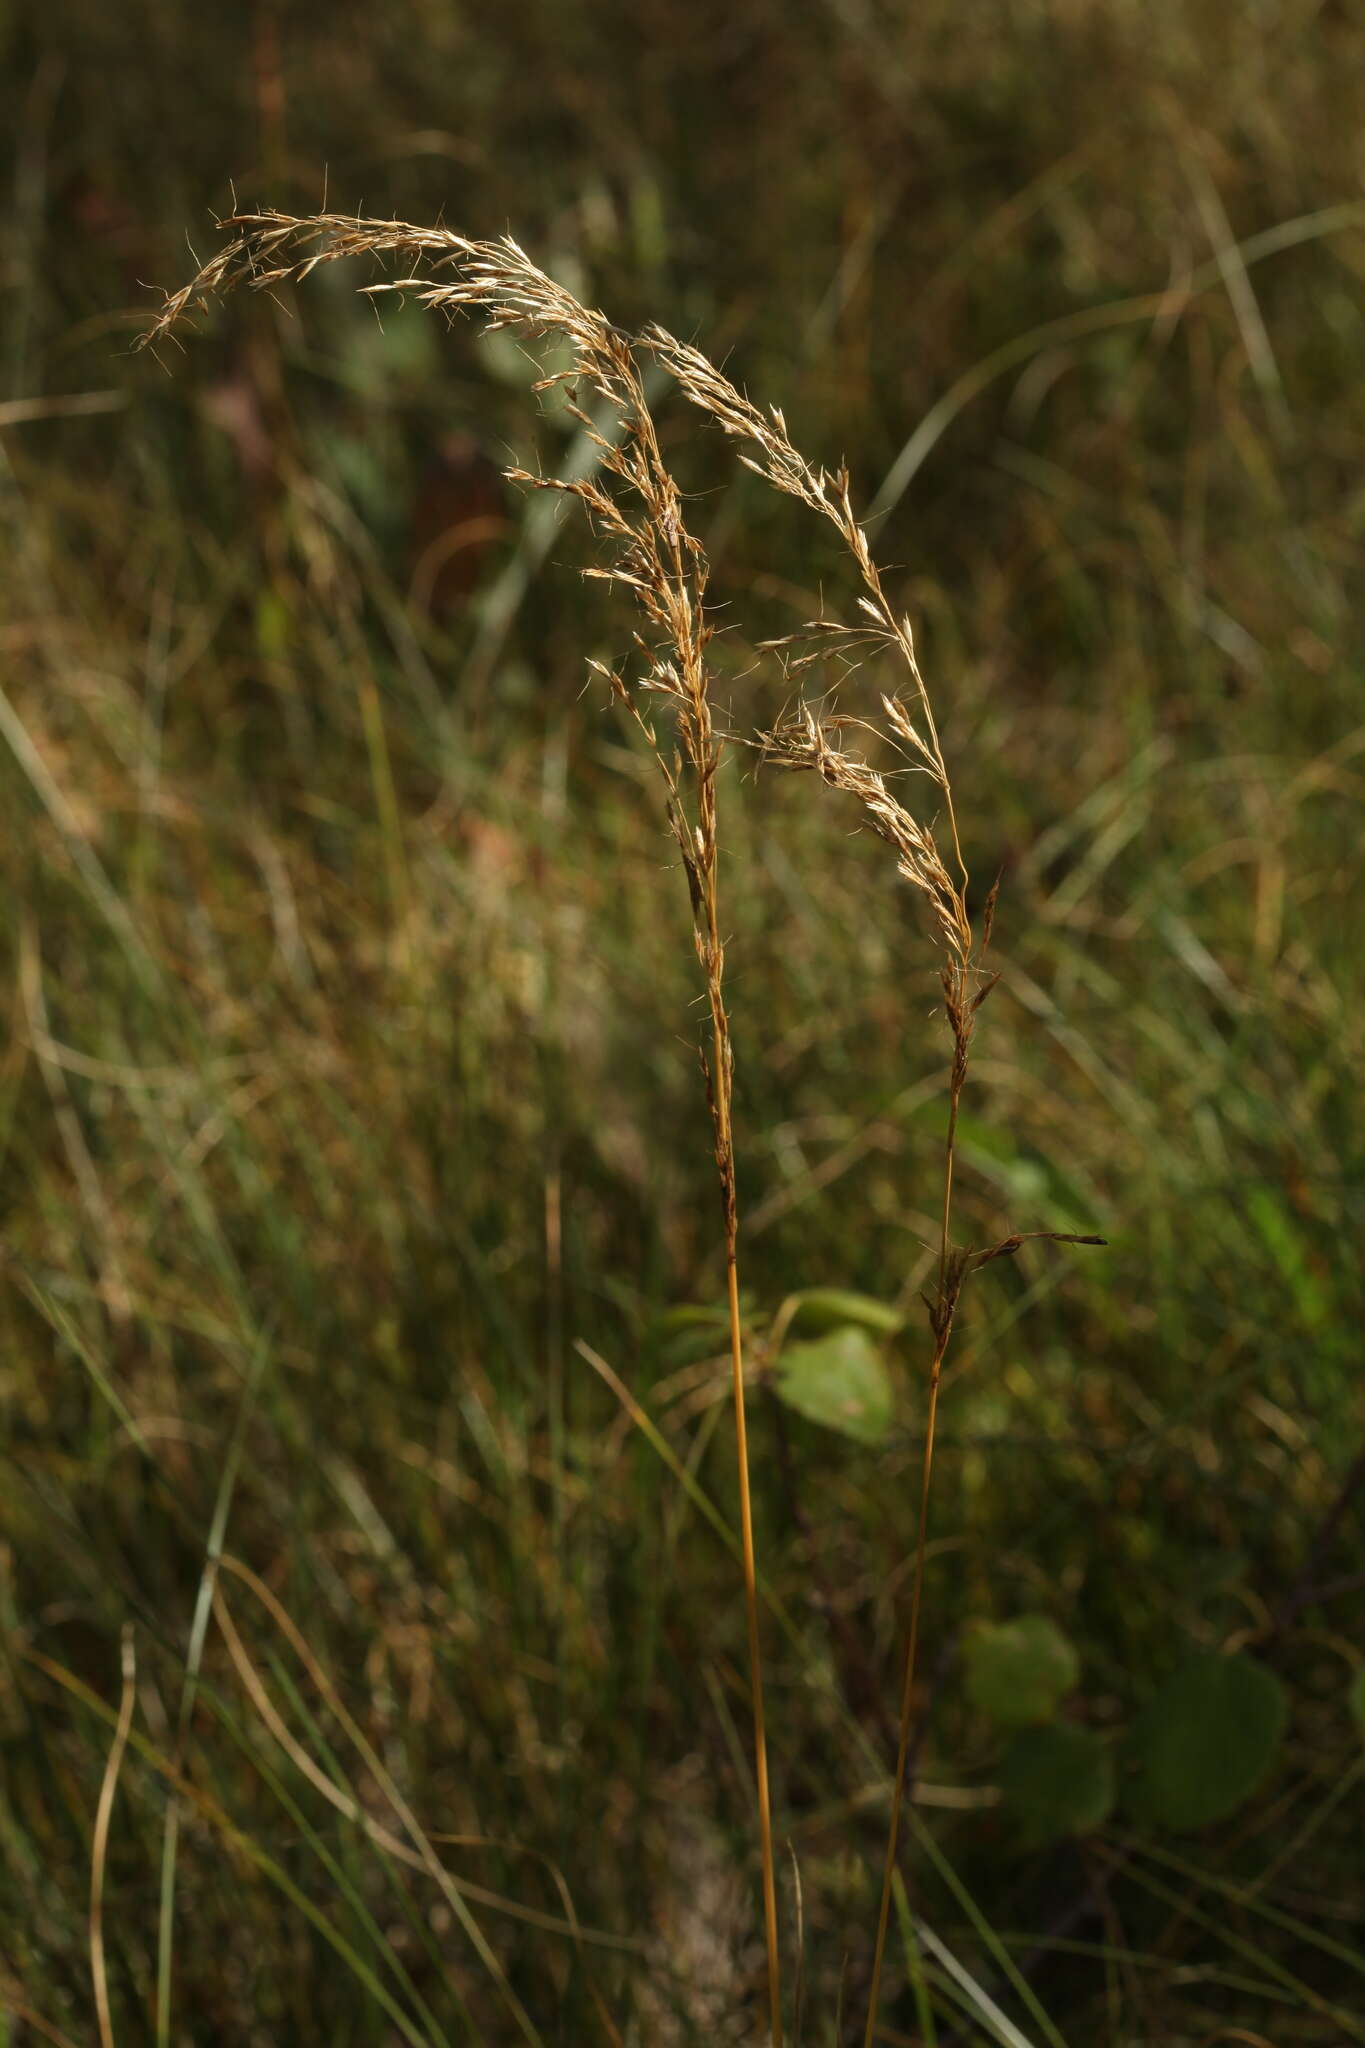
(780, 1289), (904, 1336)
(1349, 1665), (1365, 1741)
(1001, 1723), (1115, 1844)
(773, 1326), (893, 1445)
(1129, 1652), (1287, 1831)
(963, 1616), (1080, 1727)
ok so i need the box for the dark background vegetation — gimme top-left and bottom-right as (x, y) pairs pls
(2, 1), (1364, 2041)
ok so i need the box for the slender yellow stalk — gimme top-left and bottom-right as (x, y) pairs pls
(91, 1628), (136, 2048)
(862, 1091), (960, 2048)
(727, 1254), (783, 2048)
(755, 708), (980, 2044)
(863, 1354), (944, 2048)
(708, 871), (783, 2048)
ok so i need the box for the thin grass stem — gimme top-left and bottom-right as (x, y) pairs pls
(863, 1351), (945, 2044)
(726, 1248), (782, 2048)
(90, 1627), (135, 2048)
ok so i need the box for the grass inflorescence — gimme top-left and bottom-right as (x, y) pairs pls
(135, 208), (1110, 2045)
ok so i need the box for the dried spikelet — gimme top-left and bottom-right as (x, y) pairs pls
(761, 708), (968, 969)
(638, 324), (966, 882)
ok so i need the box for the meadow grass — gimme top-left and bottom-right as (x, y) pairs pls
(4, 6), (1365, 2041)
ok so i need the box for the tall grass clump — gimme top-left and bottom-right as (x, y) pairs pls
(141, 210), (1099, 2042)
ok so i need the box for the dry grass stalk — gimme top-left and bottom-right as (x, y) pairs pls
(142, 211), (1100, 2044)
(634, 331), (992, 2042)
(90, 1627), (136, 2048)
(142, 212), (784, 2047)
(758, 707), (987, 2046)
(651, 354), (1105, 2036)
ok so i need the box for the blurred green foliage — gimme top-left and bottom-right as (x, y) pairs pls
(1126, 1651), (1288, 1833)
(963, 1616), (1080, 1729)
(2, 1), (1364, 2041)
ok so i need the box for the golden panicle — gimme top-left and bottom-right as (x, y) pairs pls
(141, 211), (1099, 2048)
